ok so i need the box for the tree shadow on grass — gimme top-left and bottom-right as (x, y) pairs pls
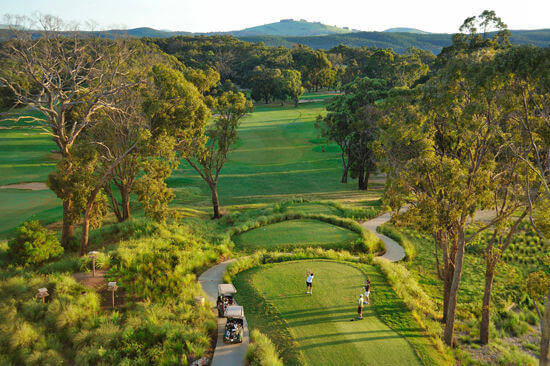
(299, 334), (423, 351)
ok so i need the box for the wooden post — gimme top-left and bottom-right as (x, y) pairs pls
(88, 251), (99, 277)
(108, 282), (118, 309)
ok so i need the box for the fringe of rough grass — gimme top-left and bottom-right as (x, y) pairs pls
(224, 212), (384, 254)
(220, 197), (381, 225)
(223, 248), (373, 283)
(245, 329), (284, 366)
(373, 257), (453, 364)
(377, 223), (416, 261)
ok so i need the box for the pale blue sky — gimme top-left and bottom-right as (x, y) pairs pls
(1, 0), (549, 33)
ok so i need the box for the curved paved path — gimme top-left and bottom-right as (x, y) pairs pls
(198, 259), (249, 366)
(363, 212), (406, 262)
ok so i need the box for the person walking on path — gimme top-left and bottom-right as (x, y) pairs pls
(306, 272), (314, 294)
(358, 294), (364, 319)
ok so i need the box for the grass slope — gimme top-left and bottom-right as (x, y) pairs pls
(233, 219), (359, 252)
(234, 260), (430, 365)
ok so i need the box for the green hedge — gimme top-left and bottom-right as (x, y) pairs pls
(377, 223), (416, 261)
(226, 212), (384, 254)
(245, 329), (283, 366)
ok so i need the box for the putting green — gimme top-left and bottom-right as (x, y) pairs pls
(234, 260), (425, 365)
(233, 219), (359, 252)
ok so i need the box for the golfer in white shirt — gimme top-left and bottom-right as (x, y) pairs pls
(306, 273), (314, 294)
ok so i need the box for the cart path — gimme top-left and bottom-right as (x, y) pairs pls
(198, 259), (249, 366)
(363, 212), (406, 262)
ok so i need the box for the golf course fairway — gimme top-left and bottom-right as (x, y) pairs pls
(234, 260), (428, 366)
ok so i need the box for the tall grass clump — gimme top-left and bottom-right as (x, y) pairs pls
(373, 257), (451, 361)
(246, 329), (283, 366)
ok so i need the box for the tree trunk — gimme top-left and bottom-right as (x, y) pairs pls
(444, 231), (466, 346)
(121, 186), (131, 221)
(294, 97), (299, 107)
(210, 182), (221, 219)
(61, 199), (74, 247)
(341, 153), (349, 183)
(341, 165), (349, 183)
(540, 285), (550, 366)
(363, 169), (370, 191)
(442, 278), (450, 323)
(480, 262), (496, 345)
(105, 184), (123, 222)
(357, 164), (365, 190)
(80, 206), (91, 255)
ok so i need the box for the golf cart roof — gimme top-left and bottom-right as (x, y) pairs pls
(225, 305), (244, 318)
(218, 284), (237, 295)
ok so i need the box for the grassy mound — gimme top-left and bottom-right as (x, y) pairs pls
(233, 219), (359, 251)
(234, 260), (433, 366)
(226, 212), (383, 254)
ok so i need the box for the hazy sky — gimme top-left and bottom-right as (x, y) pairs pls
(2, 0), (549, 33)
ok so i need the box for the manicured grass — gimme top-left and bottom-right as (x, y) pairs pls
(0, 111), (60, 237)
(233, 219), (359, 252)
(170, 98), (383, 207)
(234, 260), (433, 366)
(0, 189), (62, 237)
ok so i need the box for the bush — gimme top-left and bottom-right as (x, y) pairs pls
(246, 329), (283, 366)
(8, 221), (63, 265)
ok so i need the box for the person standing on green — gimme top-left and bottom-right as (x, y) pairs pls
(357, 294), (364, 319)
(306, 272), (314, 294)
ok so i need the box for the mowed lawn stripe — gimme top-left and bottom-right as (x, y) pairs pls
(236, 260), (423, 366)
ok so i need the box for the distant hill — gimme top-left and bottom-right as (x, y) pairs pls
(239, 29), (550, 54)
(383, 27), (429, 34)
(223, 19), (354, 37)
(1, 20), (548, 55)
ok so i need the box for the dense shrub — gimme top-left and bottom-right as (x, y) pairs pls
(8, 220), (64, 265)
(0, 218), (225, 365)
(246, 329), (283, 366)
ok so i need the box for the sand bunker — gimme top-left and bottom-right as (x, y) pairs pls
(0, 182), (48, 190)
(298, 98), (324, 103)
